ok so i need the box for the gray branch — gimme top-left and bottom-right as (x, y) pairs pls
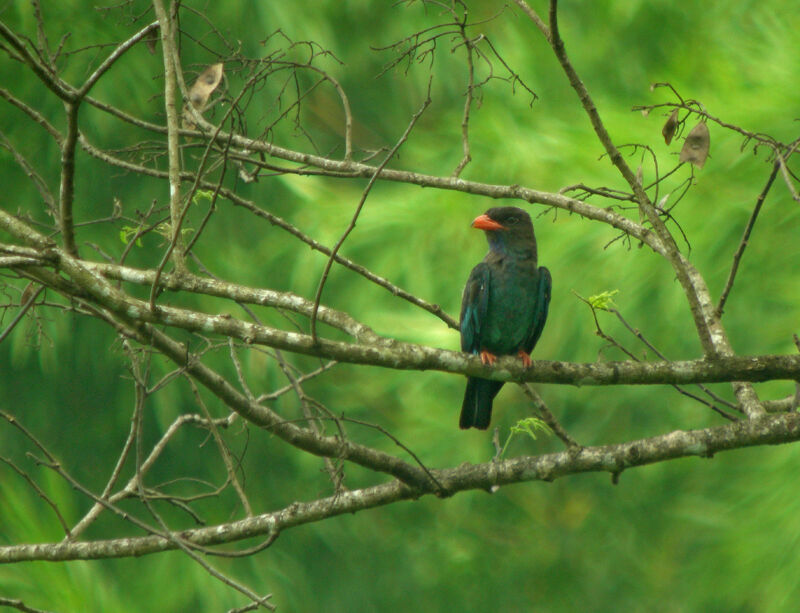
(2, 411), (798, 564)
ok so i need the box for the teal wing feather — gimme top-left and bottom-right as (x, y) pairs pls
(460, 262), (491, 354)
(460, 263), (498, 430)
(524, 266), (552, 353)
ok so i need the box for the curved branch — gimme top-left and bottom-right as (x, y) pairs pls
(310, 87), (431, 340)
(76, 135), (460, 329)
(0, 19), (75, 101)
(77, 89), (665, 255)
(86, 261), (382, 342)
(1, 211), (800, 390)
(3, 411), (799, 564)
(716, 161), (780, 317)
(519, 0), (765, 417)
(77, 22), (160, 99)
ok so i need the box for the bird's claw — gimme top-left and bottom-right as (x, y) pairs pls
(479, 350), (498, 365)
(518, 350), (532, 368)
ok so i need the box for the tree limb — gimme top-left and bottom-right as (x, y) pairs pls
(2, 411), (799, 564)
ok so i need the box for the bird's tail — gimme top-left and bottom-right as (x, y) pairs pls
(460, 377), (504, 430)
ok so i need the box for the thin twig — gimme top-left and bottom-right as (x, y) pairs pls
(775, 138), (800, 203)
(0, 130), (56, 213)
(77, 21), (159, 98)
(633, 96), (779, 151)
(0, 285), (43, 344)
(0, 454), (71, 537)
(187, 377), (254, 517)
(512, 0), (550, 39)
(452, 24), (474, 177)
(130, 387), (274, 610)
(574, 293), (739, 421)
(608, 308), (738, 412)
(519, 384), (579, 448)
(0, 597), (55, 613)
(541, 0), (764, 417)
(0, 86), (62, 142)
(31, 0), (54, 67)
(229, 338), (256, 402)
(258, 361), (338, 401)
(341, 415), (446, 494)
(76, 102), (663, 258)
(310, 82), (432, 341)
(716, 161), (780, 317)
(0, 20), (75, 100)
(273, 349), (347, 491)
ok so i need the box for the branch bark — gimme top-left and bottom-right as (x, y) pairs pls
(3, 411), (798, 564)
(152, 0), (187, 276)
(2, 209), (800, 391)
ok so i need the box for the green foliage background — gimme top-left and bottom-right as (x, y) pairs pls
(1, 1), (799, 611)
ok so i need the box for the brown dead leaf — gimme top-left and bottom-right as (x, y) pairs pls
(182, 63), (224, 129)
(188, 63), (224, 110)
(679, 121), (710, 168)
(144, 26), (159, 55)
(662, 108), (679, 145)
(20, 282), (37, 305)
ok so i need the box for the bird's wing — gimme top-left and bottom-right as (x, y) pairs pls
(460, 262), (492, 353)
(524, 266), (552, 353)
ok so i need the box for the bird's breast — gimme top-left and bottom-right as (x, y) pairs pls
(482, 263), (540, 353)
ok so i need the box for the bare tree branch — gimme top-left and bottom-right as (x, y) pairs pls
(311, 83), (431, 340)
(716, 161), (780, 317)
(3, 411), (799, 564)
(152, 0), (187, 275)
(1, 4), (798, 607)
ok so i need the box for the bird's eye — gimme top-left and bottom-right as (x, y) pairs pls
(506, 216), (518, 224)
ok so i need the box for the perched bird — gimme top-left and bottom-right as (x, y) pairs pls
(459, 206), (552, 430)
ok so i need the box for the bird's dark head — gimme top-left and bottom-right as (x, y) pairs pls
(472, 206), (537, 258)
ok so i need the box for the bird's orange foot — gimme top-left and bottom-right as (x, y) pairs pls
(479, 350), (498, 365)
(517, 350), (532, 368)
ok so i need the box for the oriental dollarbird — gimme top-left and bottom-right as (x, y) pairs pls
(459, 206), (552, 430)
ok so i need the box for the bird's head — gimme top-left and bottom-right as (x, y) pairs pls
(472, 206), (537, 258)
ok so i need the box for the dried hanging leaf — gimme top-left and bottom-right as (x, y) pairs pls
(20, 281), (37, 305)
(144, 26), (159, 55)
(679, 121), (710, 168)
(662, 108), (679, 145)
(181, 106), (196, 130)
(188, 63), (224, 110)
(183, 63), (224, 129)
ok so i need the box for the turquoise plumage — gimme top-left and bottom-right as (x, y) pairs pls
(459, 206), (551, 429)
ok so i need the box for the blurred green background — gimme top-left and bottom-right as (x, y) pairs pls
(1, 1), (799, 611)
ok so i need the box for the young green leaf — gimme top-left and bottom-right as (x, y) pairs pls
(587, 289), (619, 311)
(500, 417), (553, 457)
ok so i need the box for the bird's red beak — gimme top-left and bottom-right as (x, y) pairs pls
(471, 214), (505, 231)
